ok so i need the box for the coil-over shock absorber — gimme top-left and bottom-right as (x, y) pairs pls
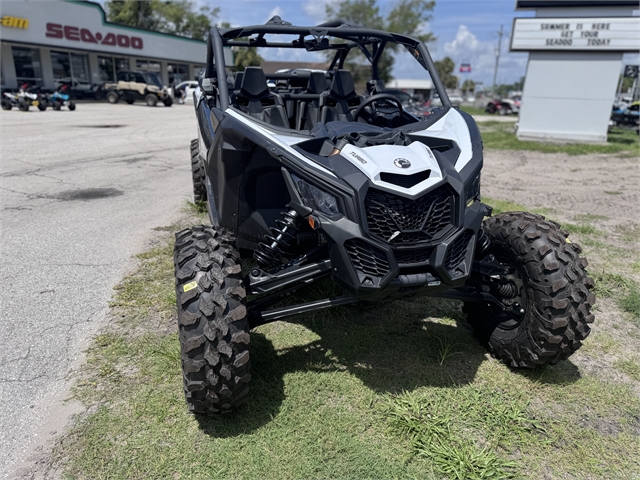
(254, 209), (300, 269)
(475, 227), (491, 259)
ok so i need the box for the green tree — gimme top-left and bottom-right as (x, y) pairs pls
(493, 76), (525, 97)
(325, 0), (436, 83)
(105, 0), (219, 41)
(106, 0), (158, 31)
(619, 74), (635, 93)
(234, 47), (264, 71)
(461, 79), (475, 93)
(434, 56), (458, 89)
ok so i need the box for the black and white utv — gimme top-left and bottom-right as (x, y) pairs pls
(174, 17), (595, 414)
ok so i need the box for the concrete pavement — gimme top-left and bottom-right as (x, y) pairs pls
(0, 103), (196, 478)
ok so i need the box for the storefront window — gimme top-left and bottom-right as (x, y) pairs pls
(115, 57), (129, 74)
(12, 47), (42, 87)
(136, 59), (161, 73)
(98, 56), (115, 83)
(168, 63), (188, 86)
(51, 51), (91, 90)
(71, 53), (90, 85)
(193, 64), (206, 80)
(98, 57), (129, 83)
(51, 51), (71, 83)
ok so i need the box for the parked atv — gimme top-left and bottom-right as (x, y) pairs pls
(610, 101), (639, 129)
(1, 85), (38, 111)
(48, 84), (76, 111)
(104, 70), (173, 107)
(175, 17), (595, 414)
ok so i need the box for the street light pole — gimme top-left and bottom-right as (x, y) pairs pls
(492, 24), (504, 93)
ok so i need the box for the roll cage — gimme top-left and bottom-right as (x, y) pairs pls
(202, 16), (451, 112)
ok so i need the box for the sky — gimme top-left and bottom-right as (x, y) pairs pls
(206, 0), (639, 88)
(211, 0), (534, 87)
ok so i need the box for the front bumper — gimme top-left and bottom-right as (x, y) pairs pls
(317, 194), (486, 300)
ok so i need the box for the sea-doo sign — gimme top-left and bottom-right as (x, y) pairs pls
(46, 23), (143, 49)
(510, 17), (640, 52)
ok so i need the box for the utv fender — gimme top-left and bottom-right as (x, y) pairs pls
(205, 175), (220, 227)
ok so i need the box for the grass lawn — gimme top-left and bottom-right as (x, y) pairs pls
(51, 199), (640, 479)
(458, 105), (486, 116)
(478, 122), (639, 156)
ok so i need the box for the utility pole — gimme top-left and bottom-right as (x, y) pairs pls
(492, 24), (504, 94)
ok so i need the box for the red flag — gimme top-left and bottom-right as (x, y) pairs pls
(459, 63), (471, 73)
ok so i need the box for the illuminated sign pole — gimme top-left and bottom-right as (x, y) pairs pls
(513, 1), (639, 144)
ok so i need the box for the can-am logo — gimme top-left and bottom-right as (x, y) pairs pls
(46, 23), (143, 49)
(1, 16), (29, 29)
(394, 158), (411, 168)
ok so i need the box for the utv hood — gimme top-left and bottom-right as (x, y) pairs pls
(338, 141), (443, 197)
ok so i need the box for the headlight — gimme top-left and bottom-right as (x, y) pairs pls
(290, 173), (340, 216)
(465, 173), (481, 208)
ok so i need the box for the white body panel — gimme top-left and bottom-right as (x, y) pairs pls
(340, 142), (443, 197)
(225, 108), (475, 193)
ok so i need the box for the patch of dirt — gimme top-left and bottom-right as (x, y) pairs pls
(483, 149), (640, 397)
(483, 150), (638, 223)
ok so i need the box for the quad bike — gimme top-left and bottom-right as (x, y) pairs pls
(48, 84), (76, 111)
(175, 17), (595, 414)
(1, 87), (36, 111)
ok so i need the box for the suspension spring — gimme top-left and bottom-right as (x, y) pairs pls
(497, 281), (518, 299)
(475, 228), (491, 259)
(254, 209), (300, 269)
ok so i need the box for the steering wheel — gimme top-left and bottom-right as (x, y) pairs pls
(352, 94), (404, 124)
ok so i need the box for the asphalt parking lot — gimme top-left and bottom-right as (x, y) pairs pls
(0, 102), (196, 478)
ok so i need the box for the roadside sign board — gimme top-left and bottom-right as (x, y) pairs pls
(510, 17), (640, 52)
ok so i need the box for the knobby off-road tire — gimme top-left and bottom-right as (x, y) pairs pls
(464, 212), (595, 368)
(174, 226), (251, 414)
(190, 138), (207, 202)
(2, 99), (12, 110)
(107, 91), (119, 104)
(163, 96), (173, 107)
(68, 101), (76, 111)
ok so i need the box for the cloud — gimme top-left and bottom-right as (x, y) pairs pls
(303, 0), (334, 24)
(265, 6), (284, 23)
(441, 25), (527, 86)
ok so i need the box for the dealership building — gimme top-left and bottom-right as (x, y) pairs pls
(0, 0), (231, 91)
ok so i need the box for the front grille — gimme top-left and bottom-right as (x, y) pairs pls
(364, 186), (454, 244)
(394, 247), (434, 266)
(445, 230), (474, 270)
(345, 239), (390, 277)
